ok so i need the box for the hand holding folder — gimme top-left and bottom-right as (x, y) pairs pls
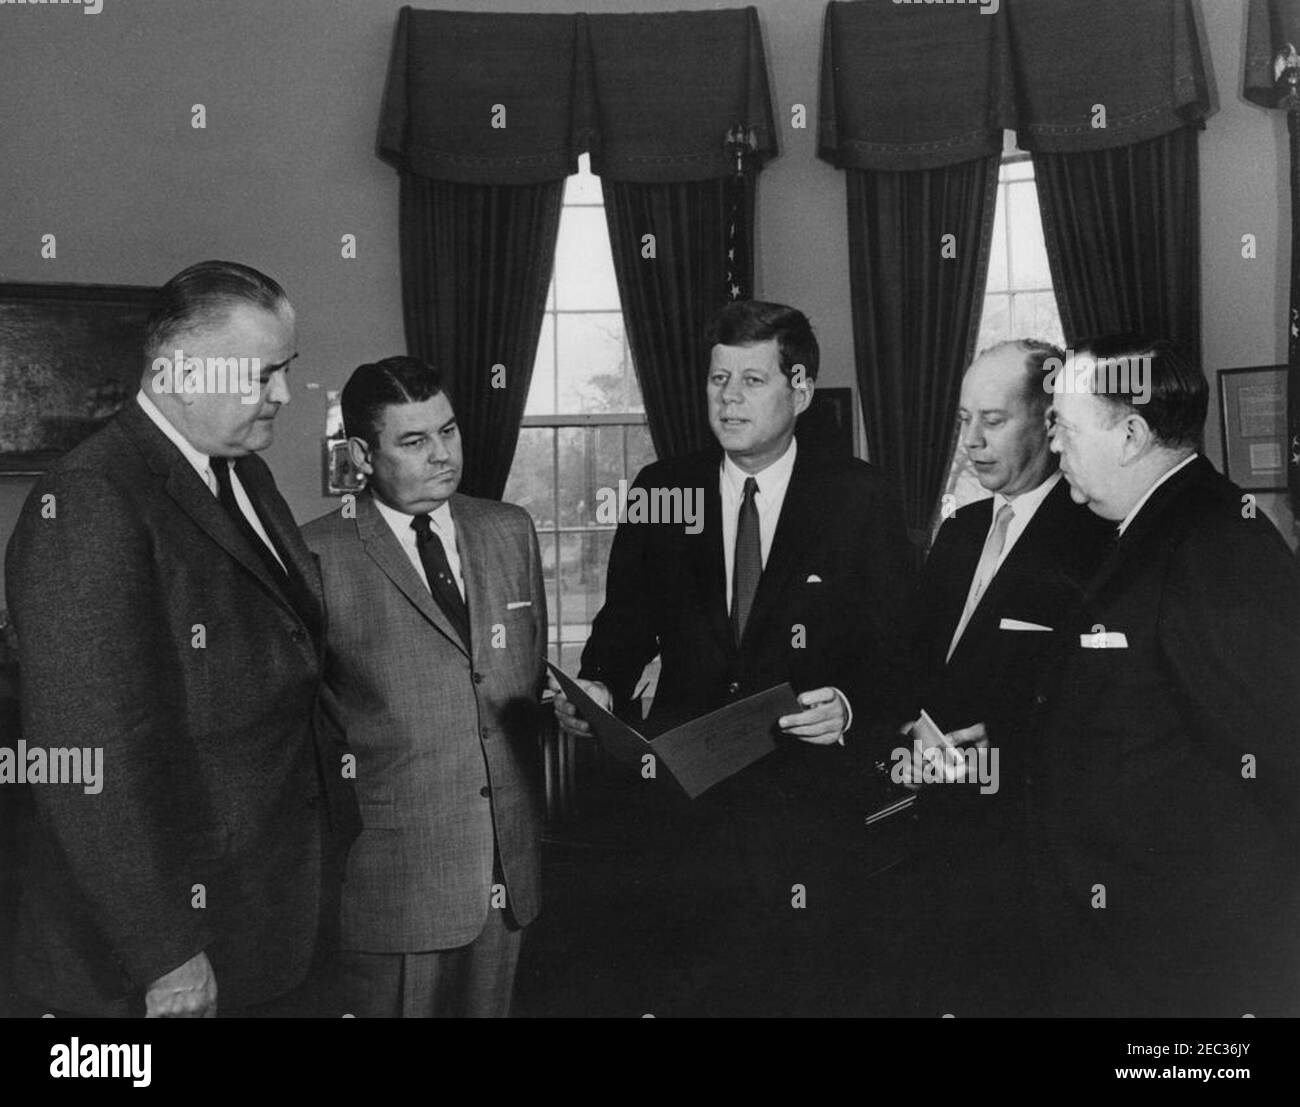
(546, 661), (799, 799)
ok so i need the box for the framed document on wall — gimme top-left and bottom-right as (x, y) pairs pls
(1218, 366), (1288, 492)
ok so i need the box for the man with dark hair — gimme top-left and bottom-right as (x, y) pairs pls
(552, 300), (914, 1016)
(6, 260), (351, 1016)
(1033, 336), (1300, 1015)
(881, 338), (1113, 1016)
(302, 356), (547, 1018)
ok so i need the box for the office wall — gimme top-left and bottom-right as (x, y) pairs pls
(0, 0), (1293, 611)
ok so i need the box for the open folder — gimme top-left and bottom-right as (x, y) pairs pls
(547, 661), (799, 799)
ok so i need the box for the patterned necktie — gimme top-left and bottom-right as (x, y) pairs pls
(947, 501), (1015, 662)
(411, 513), (470, 649)
(731, 476), (761, 645)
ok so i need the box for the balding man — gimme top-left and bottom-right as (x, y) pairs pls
(880, 339), (1112, 1017)
(1034, 336), (1300, 1016)
(5, 260), (352, 1017)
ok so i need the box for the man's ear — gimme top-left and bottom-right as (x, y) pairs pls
(347, 436), (374, 475)
(791, 372), (815, 416)
(1117, 412), (1153, 466)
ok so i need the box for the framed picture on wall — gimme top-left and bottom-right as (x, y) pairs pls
(0, 282), (157, 474)
(1217, 365), (1288, 492)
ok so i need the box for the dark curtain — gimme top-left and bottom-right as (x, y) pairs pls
(1033, 127), (1202, 366)
(399, 174), (564, 499)
(845, 156), (1001, 541)
(603, 177), (750, 459)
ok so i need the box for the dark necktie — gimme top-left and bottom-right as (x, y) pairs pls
(212, 458), (318, 639)
(411, 513), (471, 649)
(731, 476), (761, 644)
(213, 458), (287, 580)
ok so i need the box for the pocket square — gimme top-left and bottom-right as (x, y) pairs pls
(506, 600), (532, 610)
(999, 618), (1052, 632)
(805, 574), (823, 583)
(1080, 630), (1128, 649)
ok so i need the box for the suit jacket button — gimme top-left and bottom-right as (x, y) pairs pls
(473, 672), (484, 685)
(727, 681), (740, 695)
(290, 629), (306, 643)
(1034, 693), (1048, 706)
(480, 785), (491, 798)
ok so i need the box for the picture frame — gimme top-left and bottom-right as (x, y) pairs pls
(324, 436), (366, 496)
(800, 386), (855, 459)
(0, 281), (157, 474)
(1217, 365), (1288, 492)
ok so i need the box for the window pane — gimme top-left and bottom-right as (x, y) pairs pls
(977, 293), (1011, 348)
(556, 312), (632, 413)
(526, 313), (556, 416)
(555, 426), (593, 528)
(537, 530), (559, 647)
(503, 427), (557, 527)
(1007, 181), (1052, 288)
(593, 424), (628, 499)
(1003, 157), (1034, 183)
(1013, 291), (1065, 348)
(554, 207), (620, 311)
(986, 185), (1008, 293)
(626, 423), (656, 479)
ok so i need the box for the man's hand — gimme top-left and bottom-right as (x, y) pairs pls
(145, 951), (217, 1018)
(548, 673), (612, 739)
(778, 687), (847, 745)
(895, 719), (988, 788)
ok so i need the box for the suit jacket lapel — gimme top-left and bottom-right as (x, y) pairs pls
(450, 495), (489, 667)
(934, 499), (993, 665)
(119, 404), (302, 620)
(356, 491), (470, 658)
(237, 453), (326, 625)
(689, 452), (735, 657)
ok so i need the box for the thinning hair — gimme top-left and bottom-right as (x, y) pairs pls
(972, 337), (1064, 415)
(706, 300), (819, 382)
(1076, 334), (1206, 449)
(342, 356), (450, 448)
(145, 260), (289, 360)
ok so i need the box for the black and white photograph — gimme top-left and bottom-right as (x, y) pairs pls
(1, 0), (1297, 1088)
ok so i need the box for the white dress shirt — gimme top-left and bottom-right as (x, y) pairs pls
(374, 496), (466, 599)
(1118, 453), (1197, 536)
(136, 390), (285, 571)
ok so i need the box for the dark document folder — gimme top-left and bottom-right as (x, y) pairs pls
(547, 662), (798, 799)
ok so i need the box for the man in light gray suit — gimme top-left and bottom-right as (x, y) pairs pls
(302, 356), (547, 1018)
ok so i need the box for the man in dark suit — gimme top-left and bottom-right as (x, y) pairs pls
(885, 339), (1113, 1016)
(5, 260), (351, 1017)
(1033, 336), (1300, 1016)
(553, 300), (915, 1015)
(302, 357), (547, 1018)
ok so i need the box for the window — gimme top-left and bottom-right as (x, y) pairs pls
(503, 155), (655, 670)
(939, 150), (1065, 518)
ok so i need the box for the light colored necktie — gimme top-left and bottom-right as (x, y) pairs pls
(947, 501), (1014, 662)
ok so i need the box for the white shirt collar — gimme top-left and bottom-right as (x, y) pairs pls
(721, 436), (798, 498)
(373, 494), (455, 540)
(135, 389), (214, 488)
(991, 468), (1061, 521)
(1118, 453), (1197, 535)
